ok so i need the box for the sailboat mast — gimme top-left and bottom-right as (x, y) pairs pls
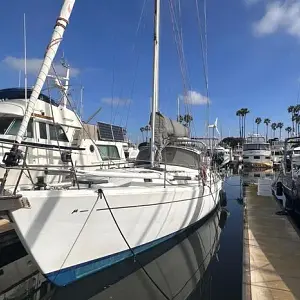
(15, 0), (75, 145)
(23, 13), (28, 103)
(177, 96), (180, 122)
(150, 0), (161, 167)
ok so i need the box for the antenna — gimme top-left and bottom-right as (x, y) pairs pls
(86, 106), (102, 124)
(177, 96), (180, 121)
(18, 70), (21, 88)
(80, 85), (84, 118)
(60, 55), (70, 108)
(23, 13), (27, 102)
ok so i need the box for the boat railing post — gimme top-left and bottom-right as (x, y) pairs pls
(164, 149), (166, 188)
(13, 146), (30, 195)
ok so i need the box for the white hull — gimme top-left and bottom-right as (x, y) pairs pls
(95, 209), (222, 300)
(243, 150), (273, 168)
(222, 154), (231, 167)
(233, 155), (242, 162)
(9, 175), (222, 286)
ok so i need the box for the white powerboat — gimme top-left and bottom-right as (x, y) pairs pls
(233, 145), (243, 163)
(270, 140), (284, 167)
(0, 87), (129, 189)
(213, 146), (232, 167)
(243, 134), (272, 168)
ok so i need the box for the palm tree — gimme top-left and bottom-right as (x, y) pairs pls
(255, 117), (262, 135)
(295, 104), (300, 114)
(296, 115), (300, 136)
(271, 122), (277, 138)
(292, 114), (298, 136)
(241, 108), (250, 139)
(144, 125), (151, 142)
(140, 126), (145, 141)
(285, 126), (292, 138)
(288, 105), (295, 114)
(276, 122), (284, 140)
(264, 118), (271, 140)
(183, 114), (193, 127)
(236, 110), (242, 138)
(288, 105), (296, 134)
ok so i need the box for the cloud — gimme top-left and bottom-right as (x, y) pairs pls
(179, 90), (210, 105)
(253, 1), (300, 38)
(2, 56), (80, 77)
(101, 97), (131, 106)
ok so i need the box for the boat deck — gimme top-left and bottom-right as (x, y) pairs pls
(243, 185), (300, 300)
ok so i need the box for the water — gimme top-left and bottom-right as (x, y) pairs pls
(0, 175), (245, 300)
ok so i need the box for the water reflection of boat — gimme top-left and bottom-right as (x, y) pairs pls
(0, 208), (227, 300)
(51, 208), (226, 300)
(0, 241), (52, 300)
(242, 169), (275, 185)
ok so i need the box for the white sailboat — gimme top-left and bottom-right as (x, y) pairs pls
(2, 0), (223, 287)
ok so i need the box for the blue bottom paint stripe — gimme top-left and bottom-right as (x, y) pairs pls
(46, 231), (178, 286)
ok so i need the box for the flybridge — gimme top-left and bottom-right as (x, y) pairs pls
(97, 122), (126, 142)
(0, 88), (58, 107)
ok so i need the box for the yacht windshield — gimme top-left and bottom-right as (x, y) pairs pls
(161, 147), (201, 169)
(0, 118), (15, 134)
(0, 118), (34, 138)
(243, 144), (270, 151)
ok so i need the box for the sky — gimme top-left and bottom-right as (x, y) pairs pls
(0, 0), (300, 141)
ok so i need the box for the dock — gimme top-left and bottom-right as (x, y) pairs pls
(243, 185), (300, 300)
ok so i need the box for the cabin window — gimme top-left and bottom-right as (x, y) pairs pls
(254, 156), (260, 159)
(243, 144), (270, 151)
(161, 147), (200, 169)
(6, 118), (33, 138)
(98, 145), (120, 160)
(135, 147), (151, 165)
(39, 123), (47, 139)
(49, 124), (68, 142)
(0, 118), (15, 134)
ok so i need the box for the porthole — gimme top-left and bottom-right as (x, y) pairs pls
(90, 145), (95, 153)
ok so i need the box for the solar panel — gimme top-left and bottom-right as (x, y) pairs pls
(97, 122), (125, 142)
(112, 125), (125, 142)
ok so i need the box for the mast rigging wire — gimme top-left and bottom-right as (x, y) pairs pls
(195, 0), (209, 136)
(169, 0), (201, 138)
(168, 0), (191, 119)
(123, 0), (149, 130)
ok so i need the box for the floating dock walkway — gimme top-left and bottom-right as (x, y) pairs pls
(243, 185), (300, 300)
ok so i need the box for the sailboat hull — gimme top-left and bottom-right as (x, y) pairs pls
(9, 179), (222, 286)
